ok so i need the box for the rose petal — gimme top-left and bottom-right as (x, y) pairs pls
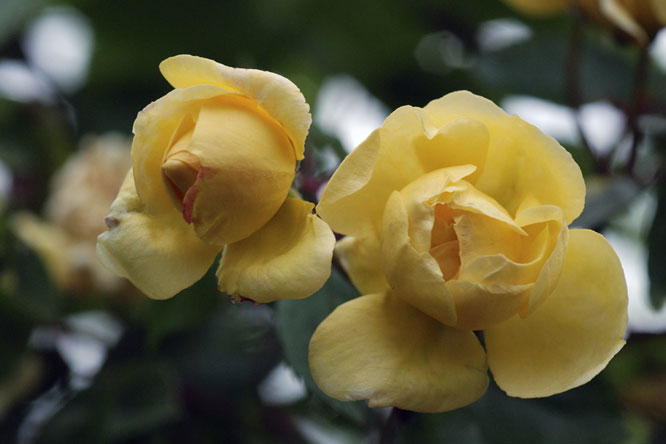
(159, 54), (311, 160)
(515, 205), (568, 316)
(651, 0), (666, 25)
(131, 83), (231, 215)
(96, 170), (219, 299)
(335, 235), (389, 295)
(398, 165), (480, 252)
(186, 98), (296, 246)
(446, 280), (532, 330)
(485, 229), (628, 398)
(309, 291), (489, 413)
(317, 109), (490, 237)
(216, 197), (335, 303)
(501, 0), (570, 15)
(381, 191), (457, 326)
(423, 91), (585, 225)
(599, 0), (648, 44)
(414, 117), (489, 184)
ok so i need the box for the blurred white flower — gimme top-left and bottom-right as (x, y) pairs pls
(315, 75), (388, 153)
(477, 18), (532, 52)
(12, 133), (131, 293)
(23, 7), (93, 93)
(0, 59), (54, 103)
(502, 95), (578, 144)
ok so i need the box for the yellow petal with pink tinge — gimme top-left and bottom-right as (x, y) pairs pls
(96, 170), (219, 299)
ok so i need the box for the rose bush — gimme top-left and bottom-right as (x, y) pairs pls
(309, 91), (628, 413)
(97, 55), (335, 302)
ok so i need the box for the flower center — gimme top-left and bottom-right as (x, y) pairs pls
(429, 203), (460, 281)
(161, 126), (200, 209)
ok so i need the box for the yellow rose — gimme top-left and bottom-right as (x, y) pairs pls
(12, 134), (131, 293)
(582, 0), (666, 44)
(97, 55), (335, 302)
(502, 0), (571, 16)
(309, 91), (628, 413)
(503, 0), (666, 45)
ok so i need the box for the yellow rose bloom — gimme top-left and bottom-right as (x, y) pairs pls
(502, 0), (571, 16)
(13, 134), (131, 293)
(586, 0), (666, 44)
(309, 91), (628, 413)
(97, 55), (335, 302)
(503, 0), (666, 45)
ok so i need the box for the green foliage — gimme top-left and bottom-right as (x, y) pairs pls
(576, 176), (641, 229)
(41, 360), (181, 444)
(397, 382), (626, 444)
(275, 268), (371, 425)
(0, 0), (43, 47)
(648, 183), (666, 309)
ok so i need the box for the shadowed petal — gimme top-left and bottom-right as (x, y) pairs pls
(382, 191), (457, 326)
(335, 235), (389, 295)
(309, 291), (489, 413)
(216, 197), (335, 303)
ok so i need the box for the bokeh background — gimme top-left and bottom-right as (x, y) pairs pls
(1, 0), (666, 442)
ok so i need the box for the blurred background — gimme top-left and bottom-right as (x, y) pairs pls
(1, 0), (666, 442)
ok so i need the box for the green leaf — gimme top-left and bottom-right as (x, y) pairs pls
(574, 176), (640, 229)
(648, 181), (666, 310)
(39, 360), (181, 444)
(129, 266), (222, 347)
(2, 236), (63, 323)
(275, 267), (369, 424)
(473, 25), (666, 106)
(397, 381), (626, 444)
(162, 304), (280, 398)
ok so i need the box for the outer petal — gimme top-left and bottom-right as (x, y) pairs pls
(309, 291), (489, 413)
(599, 0), (648, 44)
(382, 191), (457, 326)
(485, 229), (628, 398)
(652, 0), (666, 25)
(159, 54), (311, 160)
(216, 197), (335, 303)
(335, 235), (389, 295)
(317, 111), (490, 237)
(423, 91), (585, 225)
(501, 0), (571, 15)
(96, 170), (220, 299)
